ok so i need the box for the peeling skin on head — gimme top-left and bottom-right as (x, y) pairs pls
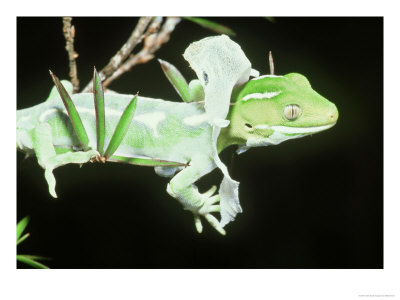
(250, 69), (260, 77)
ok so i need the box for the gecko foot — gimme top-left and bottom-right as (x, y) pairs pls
(193, 185), (225, 235)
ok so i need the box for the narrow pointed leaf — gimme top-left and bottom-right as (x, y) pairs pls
(184, 17), (236, 36)
(17, 255), (49, 269)
(93, 67), (106, 155)
(18, 254), (51, 261)
(188, 80), (205, 102)
(104, 95), (138, 159)
(264, 17), (276, 23)
(17, 233), (30, 245)
(109, 155), (188, 167)
(17, 216), (30, 241)
(158, 59), (190, 102)
(50, 70), (89, 150)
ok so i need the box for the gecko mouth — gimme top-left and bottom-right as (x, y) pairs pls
(270, 123), (336, 135)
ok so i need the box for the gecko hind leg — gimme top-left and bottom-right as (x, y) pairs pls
(32, 123), (99, 198)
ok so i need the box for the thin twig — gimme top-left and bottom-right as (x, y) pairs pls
(81, 17), (153, 92)
(102, 17), (181, 89)
(269, 51), (275, 75)
(62, 17), (80, 93)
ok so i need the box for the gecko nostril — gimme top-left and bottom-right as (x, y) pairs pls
(328, 104), (339, 122)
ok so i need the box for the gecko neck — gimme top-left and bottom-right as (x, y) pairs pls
(216, 115), (247, 153)
(216, 84), (247, 154)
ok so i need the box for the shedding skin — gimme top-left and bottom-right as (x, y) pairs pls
(17, 70), (338, 235)
(31, 123), (99, 198)
(17, 36), (338, 235)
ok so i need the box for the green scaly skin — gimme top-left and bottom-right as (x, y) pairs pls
(218, 73), (338, 153)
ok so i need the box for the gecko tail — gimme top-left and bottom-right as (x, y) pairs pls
(44, 168), (58, 198)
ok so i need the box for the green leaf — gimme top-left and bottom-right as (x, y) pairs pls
(17, 216), (30, 241)
(93, 67), (106, 155)
(184, 17), (236, 36)
(17, 233), (30, 245)
(104, 95), (138, 159)
(264, 17), (276, 23)
(50, 70), (90, 151)
(109, 155), (188, 167)
(17, 255), (49, 269)
(158, 59), (191, 102)
(188, 80), (205, 102)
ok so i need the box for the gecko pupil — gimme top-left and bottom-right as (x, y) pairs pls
(284, 104), (301, 120)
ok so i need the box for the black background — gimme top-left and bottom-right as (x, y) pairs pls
(17, 17), (383, 268)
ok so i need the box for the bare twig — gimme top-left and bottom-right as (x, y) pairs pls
(269, 51), (275, 75)
(102, 17), (181, 89)
(62, 17), (80, 93)
(81, 17), (154, 92)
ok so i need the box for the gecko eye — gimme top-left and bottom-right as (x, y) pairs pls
(284, 104), (301, 120)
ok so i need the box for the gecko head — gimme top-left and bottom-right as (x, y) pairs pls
(224, 73), (338, 150)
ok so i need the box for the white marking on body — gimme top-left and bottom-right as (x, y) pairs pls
(251, 75), (285, 81)
(18, 115), (31, 123)
(39, 108), (62, 122)
(76, 106), (122, 117)
(271, 123), (335, 134)
(242, 91), (282, 101)
(254, 124), (269, 130)
(183, 113), (209, 126)
(40, 106), (119, 123)
(134, 112), (166, 137)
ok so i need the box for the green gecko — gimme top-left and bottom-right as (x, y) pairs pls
(17, 35), (338, 235)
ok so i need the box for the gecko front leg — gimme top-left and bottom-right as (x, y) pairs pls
(30, 122), (99, 198)
(166, 155), (226, 235)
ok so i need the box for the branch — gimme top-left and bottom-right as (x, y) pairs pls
(269, 51), (275, 75)
(81, 17), (153, 92)
(62, 17), (80, 93)
(102, 17), (181, 89)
